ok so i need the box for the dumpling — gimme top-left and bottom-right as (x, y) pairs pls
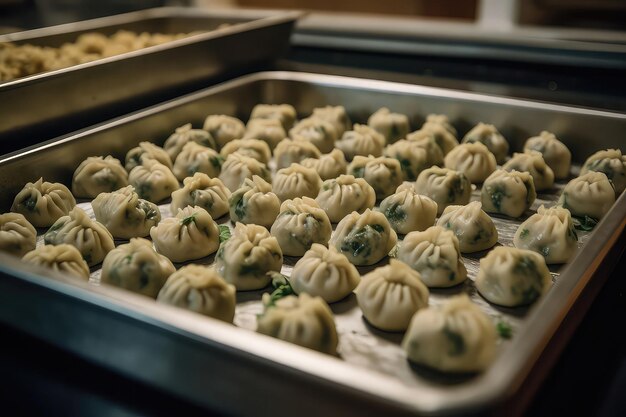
(398, 226), (466, 288)
(476, 246), (551, 307)
(335, 124), (385, 161)
(502, 151), (555, 192)
(92, 185), (161, 239)
(355, 259), (429, 331)
(436, 201), (498, 253)
(243, 118), (286, 150)
(202, 115), (245, 149)
(220, 138), (271, 164)
(229, 175), (280, 229)
(413, 123), (458, 156)
(414, 167), (472, 215)
(72, 156), (128, 198)
(128, 159), (179, 203)
(402, 295), (496, 373)
(461, 123), (509, 164)
(300, 148), (347, 181)
(273, 163), (322, 202)
(347, 155), (402, 200)
(157, 264), (236, 322)
(311, 105), (351, 137)
(0, 213), (36, 257)
(125, 141), (172, 172)
(378, 186), (437, 234)
(172, 141), (222, 181)
(480, 169), (536, 218)
(218, 153), (271, 192)
(423, 114), (457, 137)
(22, 244), (90, 280)
(330, 208), (397, 266)
(558, 171), (615, 220)
(580, 148), (626, 194)
(524, 131), (571, 179)
(383, 140), (430, 181)
(150, 206), (219, 263)
(514, 205), (577, 264)
(171, 173), (231, 220)
(444, 142), (496, 184)
(101, 238), (175, 298)
(290, 243), (360, 303)
(215, 222), (283, 290)
(273, 138), (321, 170)
(44, 206), (114, 266)
(315, 175), (376, 223)
(257, 292), (338, 354)
(11, 178), (76, 227)
(289, 117), (337, 153)
(406, 135), (445, 167)
(249, 103), (297, 131)
(367, 107), (410, 144)
(163, 123), (216, 161)
(270, 197), (332, 257)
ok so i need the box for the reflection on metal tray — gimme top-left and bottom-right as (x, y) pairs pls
(0, 7), (300, 154)
(0, 71), (625, 417)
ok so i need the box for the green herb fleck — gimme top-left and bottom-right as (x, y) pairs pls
(489, 186), (505, 211)
(384, 204), (406, 225)
(139, 200), (158, 220)
(218, 225), (231, 243)
(572, 215), (598, 231)
(351, 166), (365, 178)
(496, 321), (513, 339)
(443, 327), (466, 356)
(23, 196), (38, 212)
(264, 273), (294, 308)
(519, 228), (529, 239)
(210, 155), (225, 169)
(181, 212), (198, 226)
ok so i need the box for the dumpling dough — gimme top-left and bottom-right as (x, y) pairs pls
(125, 141), (172, 172)
(335, 124), (385, 161)
(514, 205), (577, 264)
(481, 169), (536, 218)
(101, 238), (175, 298)
(273, 139), (321, 170)
(92, 185), (161, 239)
(215, 222), (283, 290)
(315, 174), (376, 223)
(129, 159), (179, 203)
(558, 171), (615, 220)
(150, 205), (219, 262)
(218, 153), (271, 192)
(414, 167), (472, 215)
(171, 173), (231, 220)
(444, 142), (496, 184)
(289, 117), (337, 153)
(398, 226), (467, 288)
(367, 107), (410, 144)
(172, 141), (222, 181)
(72, 156), (129, 198)
(157, 264), (236, 322)
(330, 208), (397, 266)
(270, 197), (332, 257)
(580, 148), (626, 194)
(163, 123), (216, 161)
(502, 151), (555, 192)
(436, 201), (498, 253)
(378, 186), (437, 234)
(402, 294), (496, 373)
(273, 163), (322, 202)
(423, 114), (457, 137)
(476, 246), (551, 307)
(413, 121), (459, 156)
(257, 292), (338, 355)
(249, 103), (297, 131)
(356, 259), (429, 331)
(290, 243), (360, 303)
(11, 178), (76, 227)
(311, 105), (352, 137)
(383, 140), (432, 181)
(243, 118), (286, 150)
(347, 155), (402, 200)
(220, 138), (271, 164)
(524, 131), (571, 179)
(0, 213), (36, 257)
(229, 175), (280, 229)
(300, 148), (347, 181)
(22, 244), (90, 280)
(461, 123), (509, 164)
(202, 115), (246, 149)
(44, 206), (114, 266)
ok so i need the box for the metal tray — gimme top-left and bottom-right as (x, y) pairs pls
(0, 7), (300, 155)
(0, 71), (625, 417)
